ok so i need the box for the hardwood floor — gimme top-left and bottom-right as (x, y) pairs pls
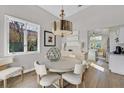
(0, 59), (124, 88)
(83, 59), (124, 88)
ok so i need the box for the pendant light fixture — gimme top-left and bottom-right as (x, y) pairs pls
(52, 6), (73, 37)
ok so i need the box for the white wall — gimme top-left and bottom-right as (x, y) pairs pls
(67, 5), (124, 51)
(0, 5), (61, 70)
(109, 28), (118, 52)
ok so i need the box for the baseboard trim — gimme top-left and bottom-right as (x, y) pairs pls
(23, 68), (35, 73)
(12, 68), (35, 77)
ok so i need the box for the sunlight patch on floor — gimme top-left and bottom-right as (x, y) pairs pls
(90, 63), (105, 72)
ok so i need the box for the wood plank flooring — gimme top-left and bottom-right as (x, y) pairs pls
(0, 59), (124, 88)
(83, 59), (124, 88)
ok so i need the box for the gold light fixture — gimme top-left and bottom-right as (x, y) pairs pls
(52, 6), (73, 37)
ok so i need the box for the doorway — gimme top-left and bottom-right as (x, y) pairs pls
(88, 29), (109, 62)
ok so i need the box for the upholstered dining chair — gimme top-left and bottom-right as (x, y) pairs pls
(82, 60), (88, 70)
(61, 63), (85, 88)
(34, 61), (61, 88)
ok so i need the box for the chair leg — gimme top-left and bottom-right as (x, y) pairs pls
(61, 78), (63, 88)
(59, 79), (61, 88)
(82, 74), (84, 81)
(84, 75), (85, 88)
(82, 73), (85, 88)
(41, 86), (45, 88)
(4, 79), (7, 88)
(21, 69), (24, 81)
(76, 84), (79, 88)
(83, 81), (85, 88)
(37, 75), (40, 84)
(83, 71), (86, 80)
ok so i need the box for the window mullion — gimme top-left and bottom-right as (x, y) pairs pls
(24, 29), (27, 53)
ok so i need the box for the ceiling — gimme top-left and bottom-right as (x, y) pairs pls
(39, 5), (89, 18)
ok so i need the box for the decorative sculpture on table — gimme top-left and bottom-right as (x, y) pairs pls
(47, 47), (61, 62)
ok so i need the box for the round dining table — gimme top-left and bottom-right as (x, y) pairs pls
(45, 57), (82, 73)
(44, 57), (82, 88)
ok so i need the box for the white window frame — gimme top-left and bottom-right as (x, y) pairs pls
(4, 15), (40, 56)
(65, 31), (81, 51)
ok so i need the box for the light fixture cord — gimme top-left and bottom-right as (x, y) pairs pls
(60, 5), (65, 20)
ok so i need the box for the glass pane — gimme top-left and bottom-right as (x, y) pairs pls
(27, 29), (38, 51)
(89, 35), (102, 49)
(9, 20), (24, 52)
(66, 41), (80, 46)
(90, 37), (95, 40)
(95, 41), (101, 48)
(95, 36), (102, 40)
(66, 35), (78, 41)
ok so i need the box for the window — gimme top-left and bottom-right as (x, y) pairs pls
(89, 35), (102, 49)
(65, 31), (81, 51)
(4, 15), (40, 56)
(90, 36), (102, 41)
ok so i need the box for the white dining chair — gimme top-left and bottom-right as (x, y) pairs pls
(61, 63), (85, 88)
(82, 60), (88, 70)
(34, 61), (61, 88)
